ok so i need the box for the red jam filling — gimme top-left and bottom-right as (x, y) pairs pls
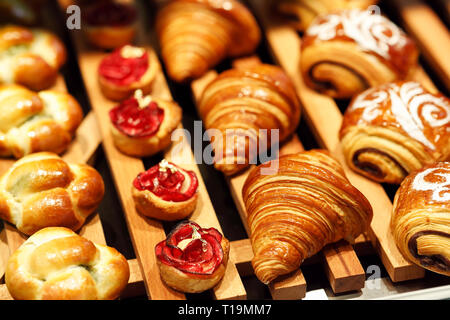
(155, 221), (224, 275)
(99, 46), (149, 86)
(83, 2), (137, 27)
(133, 162), (198, 202)
(109, 97), (164, 138)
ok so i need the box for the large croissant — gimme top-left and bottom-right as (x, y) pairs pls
(242, 150), (373, 284)
(156, 0), (261, 82)
(198, 63), (301, 175)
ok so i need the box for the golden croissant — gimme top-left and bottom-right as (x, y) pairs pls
(301, 9), (418, 99)
(243, 150), (373, 284)
(198, 63), (301, 175)
(156, 0), (261, 82)
(391, 162), (450, 276)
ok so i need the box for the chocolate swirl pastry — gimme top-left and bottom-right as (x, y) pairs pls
(340, 81), (450, 184)
(198, 63), (301, 176)
(156, 0), (261, 83)
(391, 162), (450, 276)
(277, 0), (378, 31)
(300, 9), (418, 99)
(242, 150), (373, 284)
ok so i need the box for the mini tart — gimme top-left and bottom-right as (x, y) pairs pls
(98, 45), (159, 101)
(155, 221), (229, 293)
(82, 1), (137, 50)
(132, 160), (199, 221)
(109, 90), (182, 157)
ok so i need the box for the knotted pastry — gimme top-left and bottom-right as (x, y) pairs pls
(0, 84), (83, 158)
(155, 220), (229, 293)
(98, 45), (159, 101)
(301, 9), (418, 99)
(0, 152), (105, 235)
(0, 25), (66, 91)
(277, 0), (378, 31)
(340, 81), (450, 184)
(5, 227), (130, 300)
(391, 162), (450, 276)
(242, 150), (373, 284)
(109, 89), (182, 157)
(156, 0), (261, 82)
(198, 63), (301, 175)
(133, 159), (199, 221)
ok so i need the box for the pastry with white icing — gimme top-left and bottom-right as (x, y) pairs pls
(300, 9), (418, 99)
(391, 162), (450, 276)
(340, 81), (450, 184)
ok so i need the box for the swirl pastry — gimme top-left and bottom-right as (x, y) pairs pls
(132, 159), (199, 221)
(98, 45), (159, 101)
(340, 81), (450, 184)
(277, 0), (378, 31)
(5, 227), (130, 300)
(82, 1), (137, 50)
(0, 84), (83, 158)
(391, 162), (450, 276)
(0, 152), (105, 235)
(109, 90), (182, 157)
(156, 0), (261, 82)
(301, 9), (418, 99)
(198, 63), (301, 175)
(155, 221), (229, 293)
(242, 149), (373, 284)
(0, 25), (67, 91)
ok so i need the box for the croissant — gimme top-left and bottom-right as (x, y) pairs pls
(391, 162), (450, 276)
(0, 152), (105, 235)
(242, 149), (373, 284)
(276, 0), (378, 31)
(5, 227), (130, 300)
(340, 81), (450, 184)
(198, 63), (301, 175)
(0, 25), (66, 91)
(156, 0), (261, 83)
(300, 9), (418, 99)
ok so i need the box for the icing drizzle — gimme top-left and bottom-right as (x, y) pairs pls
(412, 166), (450, 202)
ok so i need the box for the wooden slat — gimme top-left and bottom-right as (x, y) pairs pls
(248, 0), (426, 283)
(393, 0), (450, 91)
(0, 228), (7, 282)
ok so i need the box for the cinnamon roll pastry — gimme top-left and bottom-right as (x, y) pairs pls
(340, 81), (450, 184)
(277, 0), (378, 31)
(198, 63), (301, 175)
(391, 162), (450, 276)
(242, 150), (373, 284)
(301, 9), (418, 99)
(156, 0), (261, 83)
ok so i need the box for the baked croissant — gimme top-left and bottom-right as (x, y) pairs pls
(198, 63), (301, 175)
(277, 0), (378, 31)
(340, 81), (450, 184)
(242, 150), (373, 284)
(156, 0), (261, 82)
(5, 227), (130, 300)
(0, 25), (66, 91)
(0, 152), (105, 235)
(391, 162), (450, 276)
(301, 9), (418, 99)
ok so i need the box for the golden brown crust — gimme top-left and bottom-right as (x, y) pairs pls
(0, 25), (67, 91)
(391, 162), (450, 276)
(5, 227), (130, 300)
(340, 81), (450, 184)
(198, 63), (301, 175)
(84, 24), (137, 50)
(0, 152), (105, 235)
(0, 84), (83, 158)
(242, 149), (373, 284)
(156, 0), (261, 82)
(300, 9), (418, 99)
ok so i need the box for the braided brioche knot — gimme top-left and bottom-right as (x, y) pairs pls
(5, 227), (130, 300)
(0, 152), (105, 235)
